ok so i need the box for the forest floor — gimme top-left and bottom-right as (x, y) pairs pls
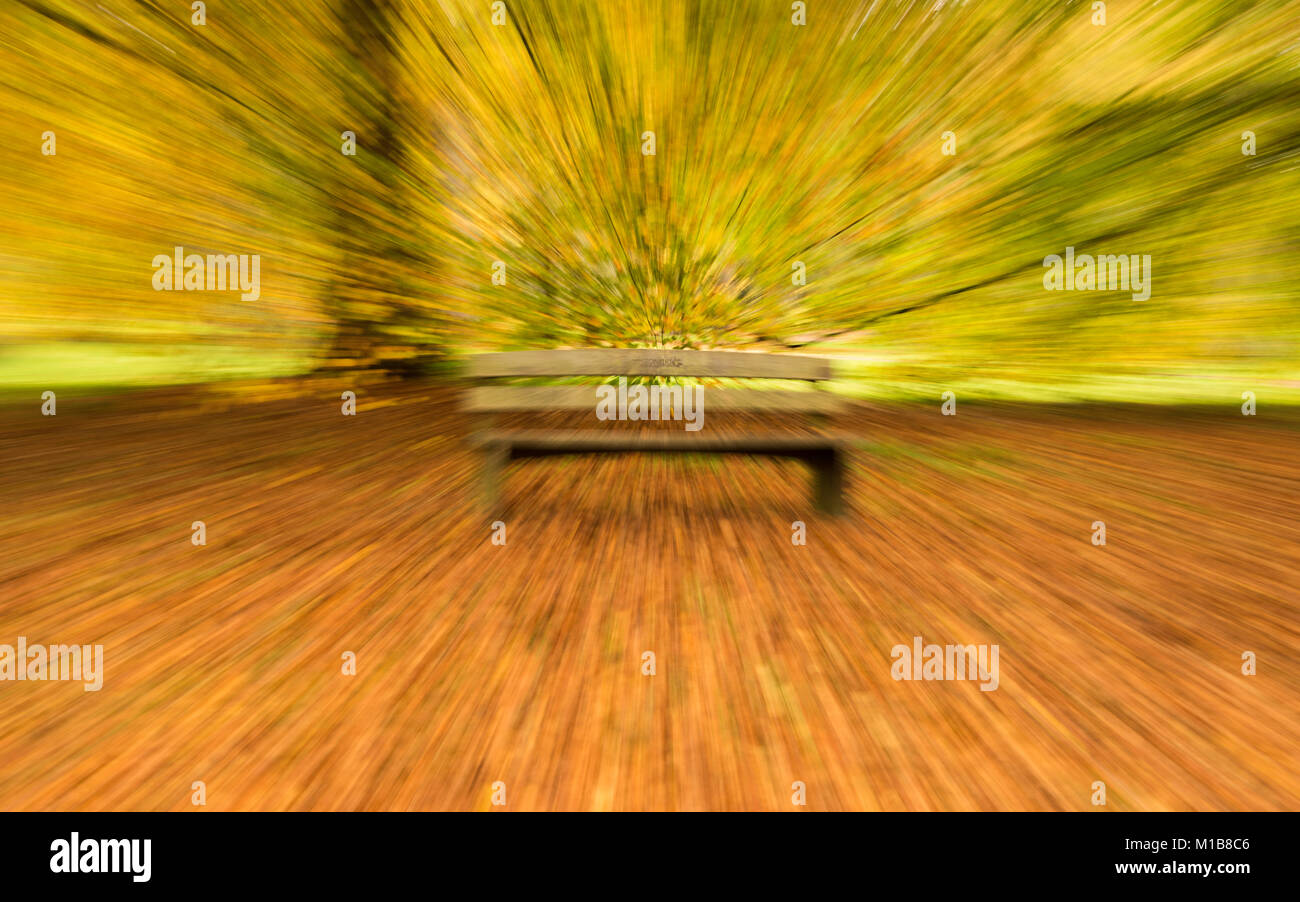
(0, 383), (1296, 810)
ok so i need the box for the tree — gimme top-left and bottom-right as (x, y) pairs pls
(317, 0), (440, 374)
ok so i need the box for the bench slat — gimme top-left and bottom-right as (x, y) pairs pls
(472, 430), (853, 455)
(465, 349), (832, 380)
(464, 385), (845, 413)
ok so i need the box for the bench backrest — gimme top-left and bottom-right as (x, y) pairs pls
(463, 349), (841, 414)
(466, 349), (831, 380)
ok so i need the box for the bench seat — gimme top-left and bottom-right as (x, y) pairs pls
(470, 430), (851, 515)
(470, 430), (852, 454)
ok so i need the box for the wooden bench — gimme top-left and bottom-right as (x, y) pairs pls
(463, 349), (851, 515)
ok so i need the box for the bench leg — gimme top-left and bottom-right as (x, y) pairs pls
(481, 444), (508, 516)
(812, 449), (845, 516)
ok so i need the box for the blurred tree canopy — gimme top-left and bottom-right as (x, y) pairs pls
(1, 0), (1297, 392)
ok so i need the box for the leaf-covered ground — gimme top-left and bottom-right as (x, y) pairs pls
(0, 386), (1295, 810)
